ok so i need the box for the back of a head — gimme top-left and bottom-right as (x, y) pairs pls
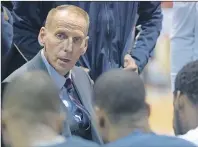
(93, 69), (146, 121)
(174, 60), (198, 136)
(3, 71), (61, 125)
(175, 60), (198, 105)
(2, 71), (63, 147)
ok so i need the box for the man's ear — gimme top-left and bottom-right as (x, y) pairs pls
(145, 103), (151, 118)
(94, 106), (108, 129)
(174, 91), (185, 110)
(81, 36), (89, 55)
(38, 27), (46, 47)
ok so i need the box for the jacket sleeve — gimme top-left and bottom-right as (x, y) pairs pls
(1, 4), (14, 55)
(131, 2), (163, 73)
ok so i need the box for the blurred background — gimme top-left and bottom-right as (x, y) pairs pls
(145, 2), (173, 135)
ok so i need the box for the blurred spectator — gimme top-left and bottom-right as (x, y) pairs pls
(1, 1), (13, 11)
(2, 71), (99, 147)
(1, 4), (15, 82)
(173, 60), (198, 145)
(1, 2), (27, 82)
(11, 1), (162, 80)
(1, 4), (13, 57)
(92, 69), (196, 147)
(2, 5), (102, 144)
(170, 2), (198, 91)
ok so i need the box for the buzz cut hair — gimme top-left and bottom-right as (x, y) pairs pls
(93, 69), (146, 121)
(175, 60), (198, 104)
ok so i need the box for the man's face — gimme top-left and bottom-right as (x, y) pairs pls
(39, 10), (89, 75)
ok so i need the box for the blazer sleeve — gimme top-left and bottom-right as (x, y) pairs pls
(131, 2), (163, 73)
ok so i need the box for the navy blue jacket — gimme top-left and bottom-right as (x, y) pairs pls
(12, 2), (162, 80)
(104, 131), (197, 147)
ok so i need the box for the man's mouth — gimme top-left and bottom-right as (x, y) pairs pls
(59, 58), (71, 63)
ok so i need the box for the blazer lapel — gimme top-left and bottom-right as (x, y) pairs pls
(71, 67), (103, 144)
(71, 68), (92, 113)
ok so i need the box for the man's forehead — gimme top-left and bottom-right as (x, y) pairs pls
(49, 10), (88, 35)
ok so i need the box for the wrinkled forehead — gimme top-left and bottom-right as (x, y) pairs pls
(49, 10), (88, 36)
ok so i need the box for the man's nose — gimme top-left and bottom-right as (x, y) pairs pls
(64, 37), (73, 52)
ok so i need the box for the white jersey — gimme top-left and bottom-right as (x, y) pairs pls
(170, 2), (198, 91)
(178, 127), (198, 146)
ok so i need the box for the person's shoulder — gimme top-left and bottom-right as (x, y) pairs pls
(3, 52), (43, 84)
(105, 132), (197, 147)
(1, 61), (31, 103)
(2, 61), (30, 84)
(73, 66), (88, 74)
(65, 136), (100, 147)
(72, 66), (93, 84)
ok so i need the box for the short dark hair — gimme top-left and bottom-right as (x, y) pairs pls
(3, 71), (61, 125)
(93, 69), (146, 118)
(175, 60), (198, 104)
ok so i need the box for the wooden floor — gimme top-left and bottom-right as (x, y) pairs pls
(146, 86), (174, 135)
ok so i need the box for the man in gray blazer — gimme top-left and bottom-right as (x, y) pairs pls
(2, 71), (99, 147)
(2, 5), (102, 144)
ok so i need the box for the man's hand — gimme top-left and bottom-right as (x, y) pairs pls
(124, 54), (138, 73)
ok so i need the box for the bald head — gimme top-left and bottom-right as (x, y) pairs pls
(3, 71), (61, 125)
(45, 5), (89, 34)
(93, 69), (146, 118)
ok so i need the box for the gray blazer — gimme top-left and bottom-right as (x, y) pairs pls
(2, 51), (103, 144)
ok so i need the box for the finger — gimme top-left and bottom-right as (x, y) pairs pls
(124, 54), (132, 62)
(124, 54), (133, 67)
(124, 65), (137, 71)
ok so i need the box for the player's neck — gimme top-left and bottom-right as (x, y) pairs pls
(108, 119), (151, 142)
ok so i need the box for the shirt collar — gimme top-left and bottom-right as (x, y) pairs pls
(41, 50), (71, 90)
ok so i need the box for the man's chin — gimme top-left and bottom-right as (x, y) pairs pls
(173, 124), (186, 136)
(56, 67), (70, 76)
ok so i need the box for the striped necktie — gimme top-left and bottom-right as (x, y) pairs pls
(65, 78), (91, 130)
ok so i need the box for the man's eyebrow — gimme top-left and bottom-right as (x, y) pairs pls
(54, 28), (85, 38)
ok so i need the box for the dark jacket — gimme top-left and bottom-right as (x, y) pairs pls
(1, 5), (13, 58)
(12, 2), (162, 80)
(1, 5), (20, 82)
